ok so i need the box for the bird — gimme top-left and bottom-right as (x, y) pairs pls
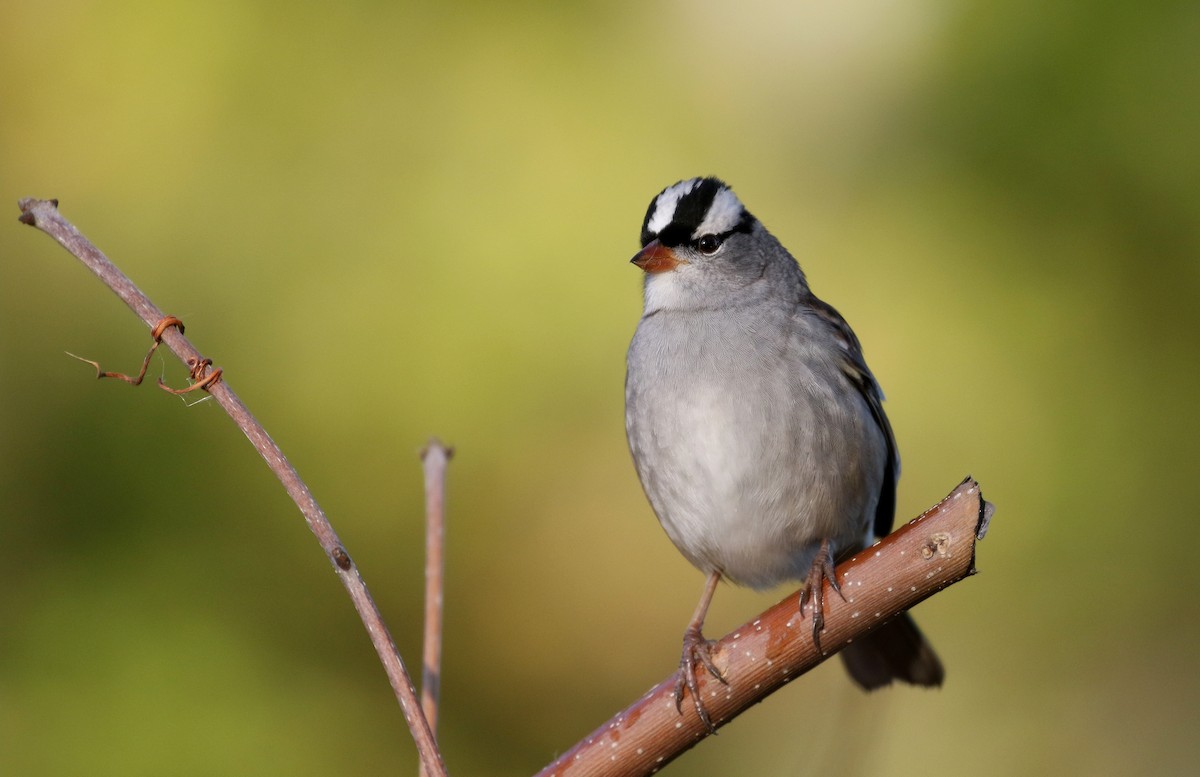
(624, 177), (943, 731)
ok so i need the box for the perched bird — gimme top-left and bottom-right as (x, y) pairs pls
(624, 177), (943, 730)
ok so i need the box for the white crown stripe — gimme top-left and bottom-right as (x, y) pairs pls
(693, 188), (745, 238)
(645, 179), (702, 237)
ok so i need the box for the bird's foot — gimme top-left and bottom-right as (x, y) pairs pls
(674, 624), (726, 734)
(798, 538), (846, 654)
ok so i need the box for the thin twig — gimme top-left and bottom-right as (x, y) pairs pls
(17, 198), (448, 777)
(535, 477), (993, 777)
(419, 438), (452, 771)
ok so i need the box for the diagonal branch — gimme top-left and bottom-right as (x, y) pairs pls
(535, 477), (993, 777)
(17, 198), (995, 777)
(17, 198), (448, 777)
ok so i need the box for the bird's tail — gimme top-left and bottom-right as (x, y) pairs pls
(839, 612), (944, 689)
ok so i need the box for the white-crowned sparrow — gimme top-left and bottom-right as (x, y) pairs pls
(625, 177), (943, 730)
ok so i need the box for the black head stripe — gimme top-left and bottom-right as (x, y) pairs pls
(664, 178), (726, 242)
(639, 177), (755, 248)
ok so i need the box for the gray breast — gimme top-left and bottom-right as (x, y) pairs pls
(625, 305), (884, 589)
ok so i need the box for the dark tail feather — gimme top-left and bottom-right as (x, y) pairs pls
(839, 612), (944, 690)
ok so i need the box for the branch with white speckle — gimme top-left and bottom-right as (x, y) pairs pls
(535, 478), (993, 777)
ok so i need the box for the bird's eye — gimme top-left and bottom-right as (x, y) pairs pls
(696, 234), (723, 255)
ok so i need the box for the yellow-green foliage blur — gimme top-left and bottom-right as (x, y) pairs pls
(2, 2), (1197, 776)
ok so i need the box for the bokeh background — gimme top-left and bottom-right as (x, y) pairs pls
(2, 2), (1197, 775)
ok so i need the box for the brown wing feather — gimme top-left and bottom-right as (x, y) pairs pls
(806, 296), (900, 538)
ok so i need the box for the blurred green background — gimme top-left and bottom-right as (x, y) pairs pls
(2, 1), (1197, 775)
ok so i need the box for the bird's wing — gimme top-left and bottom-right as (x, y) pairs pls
(807, 296), (900, 538)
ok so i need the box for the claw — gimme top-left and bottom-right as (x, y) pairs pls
(675, 625), (725, 733)
(673, 571), (725, 734)
(799, 539), (843, 654)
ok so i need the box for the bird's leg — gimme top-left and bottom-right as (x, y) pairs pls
(798, 538), (846, 654)
(674, 570), (726, 733)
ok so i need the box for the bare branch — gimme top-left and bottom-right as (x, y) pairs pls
(419, 438), (452, 775)
(17, 198), (448, 777)
(535, 477), (992, 777)
(17, 197), (995, 777)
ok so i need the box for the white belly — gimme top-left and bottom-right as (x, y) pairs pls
(626, 316), (882, 589)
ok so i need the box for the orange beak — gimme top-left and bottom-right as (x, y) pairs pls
(631, 240), (683, 274)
